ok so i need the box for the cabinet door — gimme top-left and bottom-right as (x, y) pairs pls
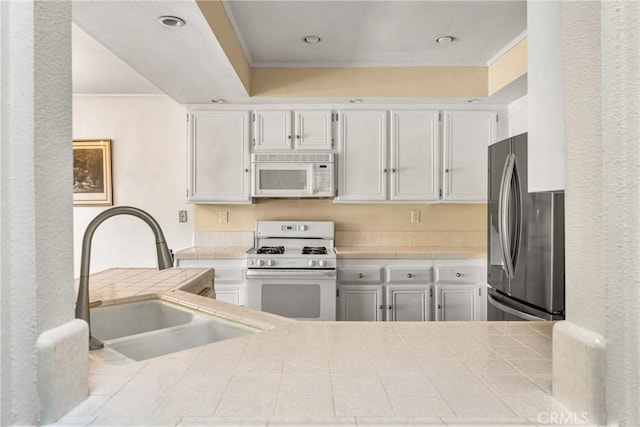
(294, 110), (333, 150)
(435, 283), (479, 321)
(253, 110), (292, 151)
(385, 285), (431, 322)
(336, 111), (388, 202)
(188, 111), (250, 203)
(390, 110), (440, 201)
(442, 111), (497, 202)
(338, 285), (384, 321)
(214, 286), (246, 306)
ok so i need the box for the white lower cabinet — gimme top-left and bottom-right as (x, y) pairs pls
(338, 284), (431, 321)
(434, 265), (486, 321)
(337, 261), (433, 321)
(175, 259), (247, 306)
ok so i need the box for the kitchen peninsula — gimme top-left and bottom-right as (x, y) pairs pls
(55, 267), (572, 426)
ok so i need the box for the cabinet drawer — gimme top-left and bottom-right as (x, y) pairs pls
(436, 267), (482, 283)
(339, 268), (383, 284)
(214, 268), (244, 282)
(388, 267), (432, 283)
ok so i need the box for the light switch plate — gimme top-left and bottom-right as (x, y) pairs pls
(411, 210), (420, 223)
(220, 211), (228, 224)
(178, 210), (188, 223)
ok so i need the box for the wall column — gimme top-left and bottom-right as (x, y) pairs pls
(0, 1), (87, 425)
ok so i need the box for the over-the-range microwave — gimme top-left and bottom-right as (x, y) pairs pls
(251, 152), (335, 198)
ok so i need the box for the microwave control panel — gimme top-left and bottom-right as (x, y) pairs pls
(314, 164), (334, 195)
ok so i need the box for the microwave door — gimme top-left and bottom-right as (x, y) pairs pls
(253, 163), (312, 197)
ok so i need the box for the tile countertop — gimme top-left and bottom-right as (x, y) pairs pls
(57, 268), (574, 427)
(174, 246), (486, 260)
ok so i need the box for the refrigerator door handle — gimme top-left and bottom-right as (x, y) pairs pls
(499, 153), (516, 279)
(487, 293), (546, 321)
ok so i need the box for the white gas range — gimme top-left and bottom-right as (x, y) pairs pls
(246, 221), (337, 321)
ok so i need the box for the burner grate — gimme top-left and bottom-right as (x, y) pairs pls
(302, 246), (328, 255)
(256, 246), (285, 255)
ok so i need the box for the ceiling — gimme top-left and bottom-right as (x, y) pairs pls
(72, 0), (527, 104)
(225, 1), (526, 67)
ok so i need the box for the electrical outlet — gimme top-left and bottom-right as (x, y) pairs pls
(178, 210), (188, 223)
(219, 211), (228, 224)
(411, 210), (421, 224)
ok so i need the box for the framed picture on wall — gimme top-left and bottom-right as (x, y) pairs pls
(73, 139), (113, 206)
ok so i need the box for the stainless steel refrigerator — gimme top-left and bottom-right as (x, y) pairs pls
(487, 133), (565, 321)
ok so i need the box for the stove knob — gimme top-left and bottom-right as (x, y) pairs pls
(308, 260), (317, 267)
(267, 259), (275, 267)
(318, 260), (327, 267)
(256, 259), (265, 267)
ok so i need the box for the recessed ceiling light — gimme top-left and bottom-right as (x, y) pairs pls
(303, 35), (321, 44)
(349, 99), (363, 104)
(435, 35), (456, 45)
(158, 16), (185, 27)
(466, 98), (480, 104)
(211, 98), (226, 104)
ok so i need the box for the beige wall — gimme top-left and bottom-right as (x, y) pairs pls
(488, 38), (528, 95)
(195, 200), (486, 232)
(251, 67), (488, 98)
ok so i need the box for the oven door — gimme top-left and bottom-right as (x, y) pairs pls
(246, 269), (336, 321)
(252, 162), (313, 197)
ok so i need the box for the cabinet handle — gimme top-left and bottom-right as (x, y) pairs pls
(357, 273), (363, 279)
(387, 304), (392, 310)
(407, 273), (413, 278)
(456, 272), (461, 277)
(437, 304), (442, 309)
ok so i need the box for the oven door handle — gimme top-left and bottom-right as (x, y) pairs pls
(246, 269), (336, 279)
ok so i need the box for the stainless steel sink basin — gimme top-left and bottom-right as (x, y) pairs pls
(90, 300), (257, 361)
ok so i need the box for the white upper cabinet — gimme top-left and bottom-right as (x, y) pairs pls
(187, 111), (251, 203)
(253, 110), (333, 151)
(390, 110), (440, 201)
(253, 110), (293, 151)
(442, 110), (497, 202)
(336, 110), (388, 201)
(508, 95), (528, 137)
(295, 110), (334, 150)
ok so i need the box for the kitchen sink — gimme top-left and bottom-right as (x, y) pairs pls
(90, 300), (257, 361)
(91, 300), (194, 340)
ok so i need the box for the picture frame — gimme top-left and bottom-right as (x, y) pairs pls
(73, 139), (113, 206)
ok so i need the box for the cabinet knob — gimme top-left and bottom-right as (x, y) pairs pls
(245, 168), (249, 173)
(445, 168), (450, 173)
(378, 305), (383, 310)
(383, 168), (388, 173)
(456, 272), (461, 277)
(437, 304), (442, 309)
(296, 135), (300, 139)
(357, 273), (363, 279)
(407, 273), (413, 278)
(392, 168), (397, 173)
(387, 304), (392, 310)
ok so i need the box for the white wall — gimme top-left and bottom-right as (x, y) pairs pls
(562, 1), (639, 425)
(72, 96), (193, 277)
